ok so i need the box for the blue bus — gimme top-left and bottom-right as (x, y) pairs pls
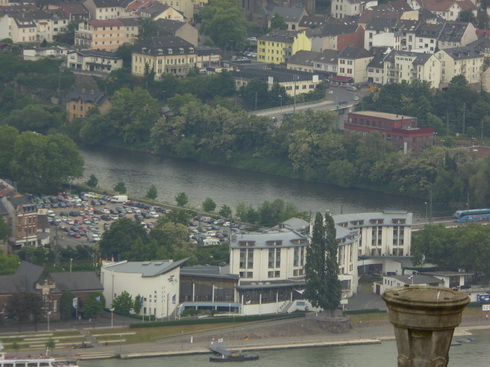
(454, 209), (490, 222)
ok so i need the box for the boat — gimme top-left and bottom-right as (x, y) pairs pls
(209, 340), (259, 362)
(0, 344), (79, 367)
(209, 352), (259, 362)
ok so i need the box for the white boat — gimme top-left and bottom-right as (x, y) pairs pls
(0, 344), (79, 367)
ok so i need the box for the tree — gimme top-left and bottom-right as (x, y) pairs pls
(0, 250), (18, 275)
(0, 216), (9, 242)
(112, 291), (133, 315)
(114, 181), (127, 194)
(304, 212), (341, 315)
(175, 192), (189, 207)
(202, 197), (217, 212)
(200, 0), (248, 50)
(219, 204), (232, 218)
(240, 78), (269, 109)
(45, 339), (56, 354)
(98, 218), (151, 260)
(137, 18), (160, 41)
(270, 12), (287, 30)
(146, 185), (158, 200)
(134, 295), (143, 315)
(116, 43), (134, 68)
(458, 9), (476, 24)
(83, 293), (105, 319)
(60, 291), (75, 320)
(10, 132), (84, 193)
(86, 174), (98, 188)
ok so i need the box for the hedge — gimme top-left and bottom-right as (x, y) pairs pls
(129, 312), (305, 328)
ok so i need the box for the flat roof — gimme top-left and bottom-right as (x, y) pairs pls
(350, 110), (416, 121)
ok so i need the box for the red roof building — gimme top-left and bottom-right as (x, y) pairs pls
(345, 110), (434, 154)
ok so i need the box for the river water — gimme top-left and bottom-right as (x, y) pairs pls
(78, 145), (451, 220)
(81, 330), (490, 367)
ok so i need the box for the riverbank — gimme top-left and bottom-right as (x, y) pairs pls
(47, 313), (490, 361)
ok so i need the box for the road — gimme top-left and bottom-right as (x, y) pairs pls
(254, 85), (371, 123)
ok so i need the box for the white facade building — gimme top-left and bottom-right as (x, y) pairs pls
(101, 259), (187, 319)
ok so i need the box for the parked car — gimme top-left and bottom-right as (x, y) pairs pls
(347, 86), (357, 91)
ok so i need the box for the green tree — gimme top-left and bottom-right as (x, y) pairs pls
(240, 78), (269, 109)
(86, 174), (98, 188)
(98, 218), (151, 260)
(10, 132), (84, 193)
(83, 293), (105, 319)
(175, 192), (189, 207)
(200, 0), (248, 50)
(146, 185), (158, 200)
(304, 212), (341, 315)
(59, 291), (75, 320)
(270, 12), (287, 30)
(137, 18), (160, 41)
(3, 104), (64, 134)
(161, 208), (193, 226)
(458, 9), (476, 24)
(0, 125), (18, 178)
(112, 291), (133, 315)
(45, 339), (56, 353)
(0, 250), (18, 275)
(219, 204), (232, 218)
(202, 197), (217, 212)
(116, 43), (134, 68)
(114, 181), (127, 194)
(133, 295), (143, 315)
(0, 217), (9, 242)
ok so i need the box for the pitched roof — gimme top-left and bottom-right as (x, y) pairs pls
(258, 30), (302, 43)
(65, 88), (109, 106)
(311, 22), (358, 37)
(91, 0), (133, 8)
(358, 10), (403, 25)
(72, 49), (121, 60)
(442, 45), (483, 60)
(384, 49), (433, 65)
(268, 6), (305, 22)
(154, 18), (187, 33)
(138, 2), (170, 17)
(299, 15), (329, 28)
(287, 50), (320, 67)
(338, 46), (372, 59)
(133, 36), (194, 55)
(438, 21), (473, 43)
(230, 229), (308, 249)
(51, 272), (103, 291)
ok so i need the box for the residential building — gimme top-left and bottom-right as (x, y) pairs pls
(267, 6), (308, 31)
(65, 88), (111, 121)
(407, 0), (476, 22)
(132, 36), (196, 79)
(337, 46), (373, 83)
(59, 3), (90, 22)
(364, 18), (398, 51)
(157, 0), (194, 22)
(367, 46), (390, 84)
(195, 46), (221, 69)
(83, 0), (132, 20)
(309, 21), (364, 53)
(383, 49), (441, 88)
(0, 261), (103, 322)
(257, 30), (311, 65)
(287, 49), (339, 76)
(67, 49), (123, 74)
(154, 18), (198, 46)
(138, 2), (185, 21)
(0, 194), (38, 250)
(436, 45), (484, 85)
(232, 67), (321, 97)
(331, 0), (378, 19)
(0, 5), (68, 43)
(74, 18), (140, 51)
(419, 271), (473, 289)
(101, 259), (187, 319)
(23, 45), (70, 61)
(298, 15), (329, 30)
(412, 22), (442, 53)
(345, 111), (434, 154)
(437, 21), (477, 49)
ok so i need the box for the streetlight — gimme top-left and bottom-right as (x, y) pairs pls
(293, 75), (298, 113)
(47, 311), (52, 332)
(279, 95), (283, 107)
(110, 308), (115, 328)
(69, 258), (73, 272)
(424, 202), (428, 221)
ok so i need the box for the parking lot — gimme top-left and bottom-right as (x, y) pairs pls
(35, 192), (243, 248)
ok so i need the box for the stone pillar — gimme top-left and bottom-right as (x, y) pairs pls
(382, 285), (469, 367)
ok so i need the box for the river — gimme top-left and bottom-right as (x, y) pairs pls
(78, 144), (451, 220)
(80, 329), (490, 367)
